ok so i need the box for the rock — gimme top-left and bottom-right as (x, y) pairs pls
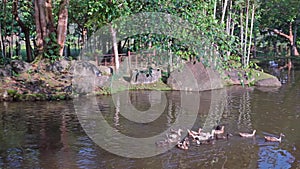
(98, 66), (113, 75)
(95, 76), (110, 87)
(11, 60), (30, 73)
(254, 78), (282, 87)
(224, 69), (254, 85)
(46, 59), (71, 73)
(0, 65), (11, 77)
(167, 61), (223, 91)
(72, 61), (110, 94)
(63, 85), (72, 93)
(130, 67), (161, 84)
(60, 59), (71, 70)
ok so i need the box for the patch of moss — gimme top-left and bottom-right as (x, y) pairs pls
(14, 93), (25, 101)
(129, 80), (171, 91)
(252, 69), (277, 82)
(7, 89), (17, 96)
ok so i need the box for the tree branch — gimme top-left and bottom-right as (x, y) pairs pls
(273, 29), (290, 39)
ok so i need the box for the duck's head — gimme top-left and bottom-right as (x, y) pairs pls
(253, 130), (257, 134)
(280, 133), (285, 137)
(211, 129), (216, 135)
(220, 126), (225, 130)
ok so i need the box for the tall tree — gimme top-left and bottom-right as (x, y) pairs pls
(34, 0), (69, 60)
(12, 0), (33, 62)
(260, 0), (300, 56)
(57, 0), (69, 56)
(34, 0), (56, 58)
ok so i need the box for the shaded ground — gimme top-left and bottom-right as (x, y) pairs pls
(0, 61), (73, 101)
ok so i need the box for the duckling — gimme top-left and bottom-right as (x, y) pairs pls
(187, 128), (203, 141)
(195, 129), (215, 141)
(167, 129), (183, 143)
(168, 128), (183, 138)
(264, 133), (285, 142)
(187, 128), (202, 136)
(197, 137), (215, 145)
(214, 125), (225, 135)
(239, 130), (256, 138)
(177, 137), (189, 150)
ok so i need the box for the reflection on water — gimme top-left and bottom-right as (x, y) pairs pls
(258, 146), (295, 169)
(0, 72), (300, 168)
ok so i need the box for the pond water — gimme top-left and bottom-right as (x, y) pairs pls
(0, 70), (300, 168)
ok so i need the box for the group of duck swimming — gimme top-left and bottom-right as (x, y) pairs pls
(156, 126), (285, 150)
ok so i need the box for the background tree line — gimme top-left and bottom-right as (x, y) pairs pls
(0, 0), (299, 70)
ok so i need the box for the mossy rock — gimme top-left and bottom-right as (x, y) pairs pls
(251, 70), (277, 82)
(7, 89), (17, 96)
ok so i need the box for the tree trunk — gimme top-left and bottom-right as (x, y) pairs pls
(293, 22), (298, 56)
(2, 0), (7, 58)
(34, 0), (56, 58)
(273, 22), (299, 56)
(57, 0), (69, 57)
(10, 14), (14, 59)
(0, 21), (4, 58)
(221, 0), (228, 24)
(24, 28), (33, 61)
(240, 10), (244, 58)
(34, 0), (46, 56)
(81, 28), (87, 48)
(110, 24), (119, 71)
(13, 0), (33, 61)
(15, 35), (20, 57)
(213, 0), (217, 19)
(246, 3), (255, 66)
(243, 0), (250, 67)
(274, 22), (299, 71)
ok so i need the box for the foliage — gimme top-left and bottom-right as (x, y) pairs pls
(0, 0), (299, 73)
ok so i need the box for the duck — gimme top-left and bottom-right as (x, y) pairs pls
(239, 130), (256, 138)
(214, 125), (225, 135)
(187, 128), (203, 141)
(187, 128), (202, 136)
(166, 129), (183, 142)
(195, 129), (215, 142)
(197, 137), (215, 145)
(264, 133), (285, 142)
(177, 137), (189, 150)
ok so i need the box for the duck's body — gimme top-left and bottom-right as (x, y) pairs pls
(195, 130), (215, 143)
(239, 130), (256, 138)
(214, 126), (225, 135)
(264, 133), (284, 142)
(177, 137), (189, 150)
(167, 129), (183, 142)
(197, 138), (215, 145)
(187, 128), (202, 136)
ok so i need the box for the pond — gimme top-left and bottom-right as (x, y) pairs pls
(0, 70), (300, 168)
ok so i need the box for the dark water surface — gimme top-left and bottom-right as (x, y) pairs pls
(1, 71), (300, 169)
